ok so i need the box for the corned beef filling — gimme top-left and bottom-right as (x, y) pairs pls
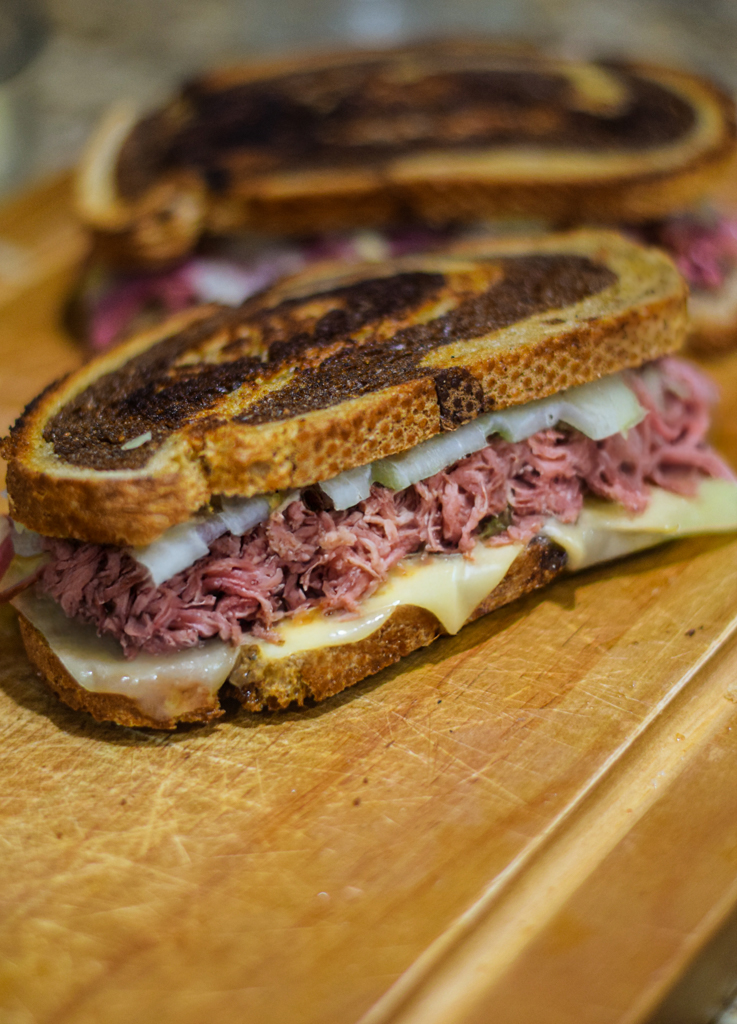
(39, 358), (733, 658)
(635, 214), (737, 292)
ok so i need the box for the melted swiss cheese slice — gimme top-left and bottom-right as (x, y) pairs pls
(12, 588), (238, 721)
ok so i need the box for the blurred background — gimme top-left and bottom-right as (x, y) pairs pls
(2, 0), (737, 197)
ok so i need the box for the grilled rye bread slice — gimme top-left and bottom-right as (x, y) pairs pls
(16, 535), (567, 728)
(76, 40), (737, 268)
(3, 230), (688, 549)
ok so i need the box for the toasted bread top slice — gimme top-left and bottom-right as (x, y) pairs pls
(76, 40), (737, 267)
(3, 230), (688, 547)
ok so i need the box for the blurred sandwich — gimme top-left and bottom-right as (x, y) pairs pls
(73, 39), (737, 353)
(2, 230), (736, 728)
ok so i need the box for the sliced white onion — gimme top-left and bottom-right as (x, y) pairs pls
(475, 373), (645, 444)
(184, 251), (304, 307)
(198, 496), (270, 544)
(342, 370), (646, 496)
(555, 375), (646, 439)
(319, 465), (373, 510)
(133, 496), (270, 586)
(10, 521), (45, 557)
(133, 523), (210, 587)
(373, 419), (489, 491)
(186, 259), (265, 306)
(476, 404), (558, 443)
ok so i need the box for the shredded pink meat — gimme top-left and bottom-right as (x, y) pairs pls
(635, 215), (737, 292)
(38, 358), (733, 658)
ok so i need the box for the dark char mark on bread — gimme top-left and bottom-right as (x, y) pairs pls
(116, 58), (696, 200)
(43, 254), (615, 471)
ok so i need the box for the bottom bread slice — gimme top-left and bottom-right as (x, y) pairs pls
(16, 537), (567, 729)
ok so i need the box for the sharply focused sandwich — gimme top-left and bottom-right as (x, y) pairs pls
(3, 230), (737, 729)
(74, 40), (737, 353)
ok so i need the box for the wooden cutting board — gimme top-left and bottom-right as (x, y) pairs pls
(1, 175), (737, 1024)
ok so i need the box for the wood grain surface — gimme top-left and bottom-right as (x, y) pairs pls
(1, 176), (737, 1024)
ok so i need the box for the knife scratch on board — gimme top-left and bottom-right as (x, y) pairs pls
(137, 778), (172, 857)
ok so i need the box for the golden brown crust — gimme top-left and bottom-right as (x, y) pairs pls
(3, 303), (218, 546)
(17, 614), (224, 729)
(75, 42), (737, 268)
(5, 463), (208, 549)
(17, 536), (567, 726)
(3, 231), (688, 546)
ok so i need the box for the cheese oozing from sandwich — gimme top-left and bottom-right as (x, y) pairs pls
(10, 480), (737, 722)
